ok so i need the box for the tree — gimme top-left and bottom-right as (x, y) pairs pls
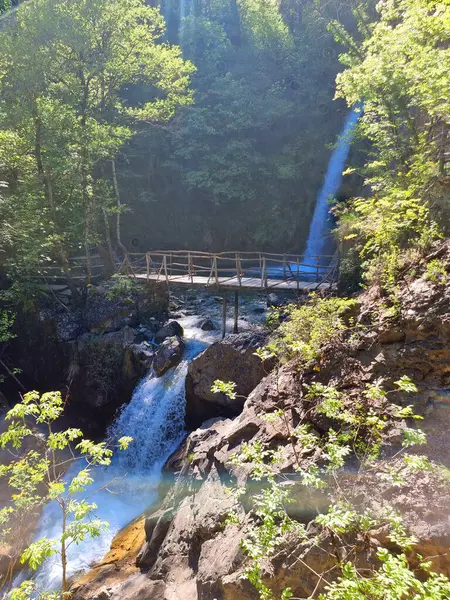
(0, 0), (194, 296)
(332, 0), (450, 289)
(0, 390), (132, 598)
(118, 0), (348, 252)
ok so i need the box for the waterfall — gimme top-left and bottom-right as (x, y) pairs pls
(258, 106), (360, 281)
(179, 0), (188, 47)
(31, 318), (216, 591)
(302, 107), (360, 269)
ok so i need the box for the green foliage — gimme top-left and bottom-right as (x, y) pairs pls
(211, 379), (237, 400)
(321, 549), (450, 599)
(0, 0), (194, 297)
(268, 294), (356, 363)
(338, 246), (364, 295)
(0, 390), (132, 597)
(0, 310), (14, 343)
(120, 0), (347, 252)
(223, 368), (436, 600)
(424, 259), (448, 285)
(305, 378), (424, 463)
(105, 275), (141, 305)
(333, 0), (450, 290)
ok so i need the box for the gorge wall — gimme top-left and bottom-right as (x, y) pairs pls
(71, 240), (450, 600)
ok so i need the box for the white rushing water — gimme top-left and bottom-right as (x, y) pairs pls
(33, 315), (218, 590)
(302, 106), (360, 268)
(258, 106), (360, 281)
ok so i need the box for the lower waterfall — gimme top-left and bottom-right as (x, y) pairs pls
(32, 316), (216, 591)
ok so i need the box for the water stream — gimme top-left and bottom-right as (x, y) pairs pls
(246, 107), (359, 281)
(29, 301), (267, 590)
(22, 107), (360, 590)
(32, 315), (218, 590)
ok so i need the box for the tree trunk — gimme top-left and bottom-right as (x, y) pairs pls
(33, 111), (81, 304)
(80, 78), (92, 285)
(439, 122), (448, 176)
(111, 159), (128, 260)
(61, 505), (67, 597)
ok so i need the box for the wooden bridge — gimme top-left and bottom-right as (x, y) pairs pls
(126, 250), (339, 292)
(35, 250), (339, 296)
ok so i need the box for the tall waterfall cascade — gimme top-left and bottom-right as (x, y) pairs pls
(303, 107), (360, 266)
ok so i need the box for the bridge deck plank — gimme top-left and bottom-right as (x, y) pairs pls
(135, 273), (334, 292)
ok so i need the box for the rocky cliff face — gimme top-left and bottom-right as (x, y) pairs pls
(3, 281), (169, 438)
(72, 243), (450, 600)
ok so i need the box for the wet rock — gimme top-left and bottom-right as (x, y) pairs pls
(130, 342), (153, 368)
(252, 305), (266, 314)
(70, 517), (148, 600)
(200, 318), (216, 331)
(170, 312), (185, 319)
(155, 321), (184, 344)
(185, 331), (274, 429)
(153, 336), (185, 377)
(267, 293), (283, 307)
(133, 327), (153, 344)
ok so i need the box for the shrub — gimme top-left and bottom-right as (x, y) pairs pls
(268, 294), (356, 364)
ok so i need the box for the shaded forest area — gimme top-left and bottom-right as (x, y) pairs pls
(117, 0), (359, 253)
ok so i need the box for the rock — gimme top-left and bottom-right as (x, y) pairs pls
(133, 327), (153, 344)
(101, 326), (137, 346)
(197, 526), (245, 600)
(70, 516), (150, 600)
(185, 331), (274, 429)
(153, 336), (185, 376)
(170, 312), (185, 319)
(200, 318), (216, 331)
(39, 309), (85, 342)
(155, 321), (184, 344)
(147, 465), (242, 599)
(137, 507), (175, 569)
(252, 305), (266, 314)
(133, 333), (147, 344)
(84, 281), (169, 335)
(378, 327), (405, 344)
(267, 293), (283, 307)
(129, 343), (154, 372)
(65, 330), (147, 437)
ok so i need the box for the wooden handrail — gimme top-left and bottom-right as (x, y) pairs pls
(36, 248), (340, 287)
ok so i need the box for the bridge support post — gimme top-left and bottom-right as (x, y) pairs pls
(233, 291), (239, 334)
(222, 293), (227, 339)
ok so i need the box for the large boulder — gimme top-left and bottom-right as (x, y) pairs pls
(184, 331), (274, 429)
(153, 336), (185, 377)
(200, 318), (216, 331)
(155, 321), (184, 344)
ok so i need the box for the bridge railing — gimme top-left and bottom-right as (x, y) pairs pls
(128, 250), (339, 289)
